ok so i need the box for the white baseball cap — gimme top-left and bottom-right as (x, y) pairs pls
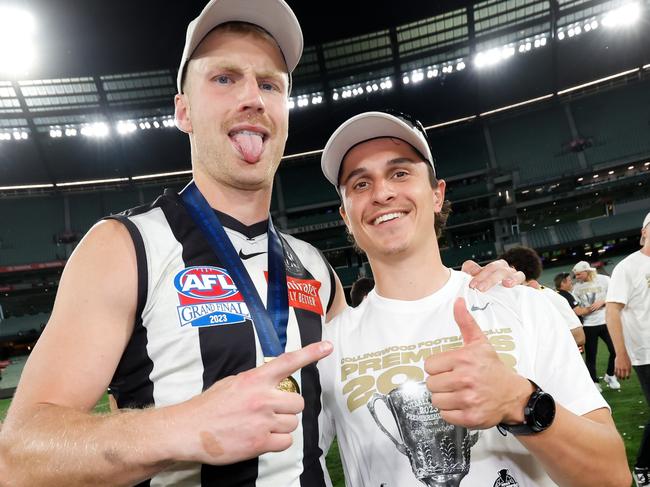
(321, 111), (435, 191)
(572, 261), (596, 273)
(643, 212), (650, 230)
(177, 0), (303, 93)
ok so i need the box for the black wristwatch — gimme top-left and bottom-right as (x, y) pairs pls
(497, 380), (556, 436)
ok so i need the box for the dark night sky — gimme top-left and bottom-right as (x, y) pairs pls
(11, 0), (471, 80)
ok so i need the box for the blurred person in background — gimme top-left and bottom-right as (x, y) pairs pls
(554, 272), (591, 324)
(501, 246), (585, 348)
(606, 212), (650, 487)
(572, 260), (620, 392)
(350, 277), (374, 307)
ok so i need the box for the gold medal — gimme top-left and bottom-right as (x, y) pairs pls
(264, 357), (301, 394)
(277, 375), (301, 394)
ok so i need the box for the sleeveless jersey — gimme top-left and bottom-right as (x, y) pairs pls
(107, 189), (335, 487)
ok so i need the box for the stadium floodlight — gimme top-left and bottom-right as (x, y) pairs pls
(153, 120), (160, 129)
(628, 165), (634, 170)
(577, 177), (584, 182)
(475, 45), (514, 69)
(372, 83), (379, 91)
(558, 31), (565, 40)
(365, 85), (372, 93)
(593, 174), (599, 178)
(402, 75), (410, 84)
(65, 128), (77, 137)
(608, 170), (615, 175)
(287, 99), (295, 109)
(591, 20), (599, 29)
(603, 2), (641, 27)
(117, 121), (137, 135)
(0, 8), (36, 77)
(411, 71), (424, 83)
(385, 79), (393, 89)
(456, 61), (465, 71)
(81, 122), (109, 138)
(568, 28), (575, 37)
(575, 25), (582, 35)
(332, 92), (339, 101)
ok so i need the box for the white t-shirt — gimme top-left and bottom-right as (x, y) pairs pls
(606, 250), (650, 366)
(319, 270), (607, 487)
(571, 274), (610, 326)
(538, 286), (582, 331)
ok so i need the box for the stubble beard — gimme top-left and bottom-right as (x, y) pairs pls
(193, 132), (282, 192)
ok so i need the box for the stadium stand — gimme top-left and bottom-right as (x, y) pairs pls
(489, 105), (583, 184)
(572, 79), (650, 168)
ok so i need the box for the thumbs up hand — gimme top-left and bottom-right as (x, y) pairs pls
(424, 298), (534, 429)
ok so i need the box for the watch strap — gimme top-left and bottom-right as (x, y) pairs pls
(497, 380), (555, 436)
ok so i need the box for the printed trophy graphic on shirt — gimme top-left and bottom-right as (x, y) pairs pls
(368, 381), (478, 487)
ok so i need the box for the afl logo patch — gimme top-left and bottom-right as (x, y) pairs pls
(173, 266), (250, 328)
(174, 266), (239, 301)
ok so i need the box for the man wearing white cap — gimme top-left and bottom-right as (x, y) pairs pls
(0, 1), (343, 485)
(606, 211), (650, 486)
(317, 110), (630, 486)
(0, 2), (520, 485)
(572, 260), (619, 391)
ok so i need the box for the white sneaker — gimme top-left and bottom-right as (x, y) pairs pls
(604, 374), (621, 390)
(595, 382), (603, 392)
(634, 467), (650, 487)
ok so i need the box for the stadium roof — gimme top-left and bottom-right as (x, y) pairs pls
(1, 0), (648, 190)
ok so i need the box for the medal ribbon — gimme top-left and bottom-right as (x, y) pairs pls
(181, 181), (289, 357)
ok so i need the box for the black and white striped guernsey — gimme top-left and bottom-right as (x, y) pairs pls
(106, 189), (336, 487)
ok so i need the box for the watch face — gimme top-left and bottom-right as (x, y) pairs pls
(532, 392), (556, 429)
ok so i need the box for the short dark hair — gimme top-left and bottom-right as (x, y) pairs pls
(553, 272), (570, 290)
(499, 246), (543, 281)
(350, 277), (375, 307)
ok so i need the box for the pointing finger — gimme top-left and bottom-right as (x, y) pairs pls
(259, 341), (333, 385)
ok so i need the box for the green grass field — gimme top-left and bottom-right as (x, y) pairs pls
(0, 342), (644, 486)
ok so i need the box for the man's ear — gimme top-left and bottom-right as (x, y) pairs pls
(339, 203), (351, 230)
(433, 179), (446, 211)
(174, 93), (193, 134)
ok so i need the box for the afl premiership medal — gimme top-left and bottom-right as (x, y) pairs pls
(264, 357), (301, 394)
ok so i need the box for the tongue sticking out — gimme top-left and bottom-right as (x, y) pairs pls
(231, 132), (264, 163)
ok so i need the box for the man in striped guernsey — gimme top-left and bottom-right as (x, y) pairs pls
(0, 1), (523, 486)
(1, 1), (344, 486)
